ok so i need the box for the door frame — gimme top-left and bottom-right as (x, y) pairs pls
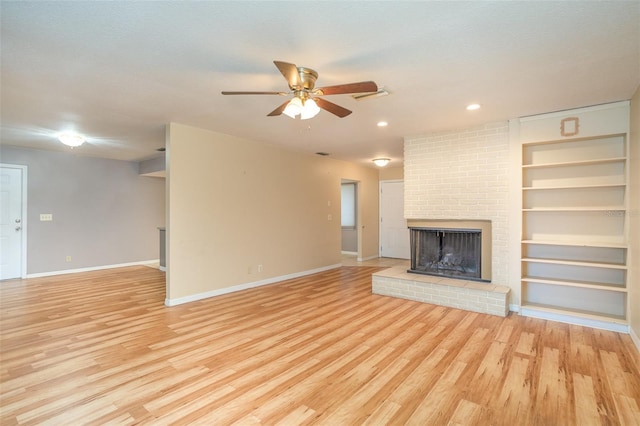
(1, 163), (28, 279)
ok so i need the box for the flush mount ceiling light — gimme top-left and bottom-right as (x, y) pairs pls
(372, 158), (391, 167)
(57, 132), (86, 147)
(377, 121), (388, 127)
(466, 103), (481, 111)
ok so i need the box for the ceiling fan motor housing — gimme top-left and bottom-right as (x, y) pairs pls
(296, 67), (318, 91)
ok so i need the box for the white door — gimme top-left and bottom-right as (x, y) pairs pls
(380, 181), (410, 259)
(0, 166), (25, 279)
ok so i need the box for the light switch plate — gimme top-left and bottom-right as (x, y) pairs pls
(40, 214), (53, 221)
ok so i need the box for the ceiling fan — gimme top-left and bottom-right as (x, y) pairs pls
(221, 61), (378, 119)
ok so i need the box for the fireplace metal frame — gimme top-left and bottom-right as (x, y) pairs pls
(408, 227), (489, 283)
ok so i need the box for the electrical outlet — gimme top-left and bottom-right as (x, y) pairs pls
(40, 214), (53, 221)
(258, 264), (263, 273)
(328, 214), (332, 221)
(65, 256), (72, 262)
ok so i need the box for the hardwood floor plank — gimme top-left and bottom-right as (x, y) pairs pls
(573, 372), (603, 426)
(447, 399), (484, 425)
(405, 360), (468, 425)
(535, 347), (571, 424)
(1, 265), (639, 425)
(494, 355), (532, 424)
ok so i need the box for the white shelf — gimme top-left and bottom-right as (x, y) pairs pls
(522, 207), (625, 212)
(522, 156), (626, 169)
(519, 106), (629, 329)
(521, 240), (627, 249)
(522, 257), (626, 269)
(521, 276), (627, 292)
(522, 183), (626, 191)
(520, 303), (627, 325)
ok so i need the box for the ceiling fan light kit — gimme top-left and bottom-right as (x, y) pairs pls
(299, 98), (320, 120)
(222, 60), (378, 119)
(283, 97), (303, 118)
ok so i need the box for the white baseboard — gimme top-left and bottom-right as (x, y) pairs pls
(509, 304), (520, 313)
(630, 325), (640, 353)
(520, 307), (629, 334)
(359, 254), (380, 262)
(165, 263), (342, 306)
(26, 259), (160, 278)
(341, 251), (357, 255)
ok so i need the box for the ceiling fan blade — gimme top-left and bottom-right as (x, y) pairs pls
(314, 97), (352, 118)
(267, 100), (290, 117)
(221, 91), (287, 95)
(274, 60), (302, 89)
(315, 81), (378, 96)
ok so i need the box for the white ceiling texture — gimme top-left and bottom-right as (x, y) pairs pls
(1, 1), (639, 167)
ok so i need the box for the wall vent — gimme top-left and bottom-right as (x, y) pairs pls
(352, 88), (390, 101)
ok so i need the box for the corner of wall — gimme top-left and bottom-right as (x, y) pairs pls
(628, 86), (640, 350)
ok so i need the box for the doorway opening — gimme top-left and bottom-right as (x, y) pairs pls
(341, 180), (358, 256)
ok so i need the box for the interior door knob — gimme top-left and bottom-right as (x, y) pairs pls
(15, 226), (21, 231)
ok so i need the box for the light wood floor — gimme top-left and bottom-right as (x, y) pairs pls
(1, 266), (639, 425)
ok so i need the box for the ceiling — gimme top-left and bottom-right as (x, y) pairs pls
(1, 1), (639, 168)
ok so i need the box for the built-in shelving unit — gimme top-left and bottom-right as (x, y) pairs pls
(518, 102), (630, 332)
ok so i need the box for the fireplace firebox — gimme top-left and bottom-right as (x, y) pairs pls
(409, 227), (486, 281)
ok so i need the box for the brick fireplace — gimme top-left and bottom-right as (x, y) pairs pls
(403, 121), (510, 289)
(372, 122), (512, 316)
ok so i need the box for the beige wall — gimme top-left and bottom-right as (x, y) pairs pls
(379, 166), (403, 181)
(629, 86), (640, 347)
(165, 123), (379, 303)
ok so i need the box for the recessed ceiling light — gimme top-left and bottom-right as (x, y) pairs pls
(377, 121), (388, 127)
(466, 103), (481, 111)
(57, 132), (86, 147)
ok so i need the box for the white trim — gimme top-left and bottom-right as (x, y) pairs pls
(165, 263), (341, 306)
(509, 304), (520, 313)
(520, 307), (629, 333)
(26, 259), (160, 278)
(0, 163), (28, 279)
(341, 250), (357, 255)
(519, 100), (630, 121)
(358, 254), (379, 262)
(630, 326), (640, 353)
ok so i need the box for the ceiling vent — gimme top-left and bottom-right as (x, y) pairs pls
(352, 88), (390, 101)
